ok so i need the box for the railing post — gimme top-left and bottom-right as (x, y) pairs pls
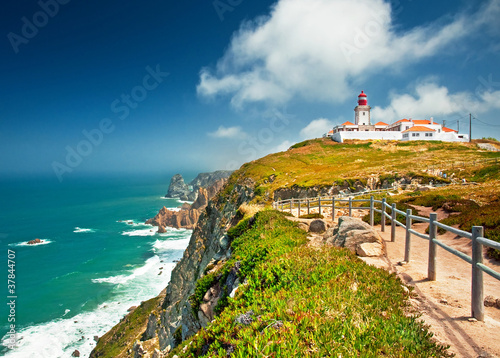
(428, 213), (438, 281)
(391, 203), (397, 242)
(472, 226), (485, 321)
(348, 197), (352, 217)
(307, 199), (310, 215)
(281, 201), (284, 211)
(318, 197), (322, 216)
(369, 196), (374, 226)
(298, 199), (301, 218)
(404, 209), (412, 262)
(381, 198), (386, 232)
(290, 199), (293, 214)
(332, 198), (335, 221)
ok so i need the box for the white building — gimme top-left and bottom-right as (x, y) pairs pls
(330, 91), (469, 143)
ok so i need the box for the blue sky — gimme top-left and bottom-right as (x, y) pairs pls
(1, 0), (499, 179)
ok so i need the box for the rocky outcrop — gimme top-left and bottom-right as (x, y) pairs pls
(27, 238), (43, 245)
(165, 171), (233, 201)
(323, 216), (385, 257)
(189, 170), (233, 193)
(147, 186), (215, 230)
(166, 174), (190, 199)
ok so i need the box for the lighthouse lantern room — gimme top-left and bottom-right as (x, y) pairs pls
(354, 90), (371, 126)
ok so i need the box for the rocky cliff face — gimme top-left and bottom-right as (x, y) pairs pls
(165, 171), (233, 202)
(147, 179), (228, 231)
(90, 176), (254, 357)
(166, 174), (191, 200)
(156, 178), (255, 351)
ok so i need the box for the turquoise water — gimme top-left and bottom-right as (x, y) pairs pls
(0, 174), (193, 357)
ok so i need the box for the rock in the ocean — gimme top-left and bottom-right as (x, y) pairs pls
(72, 350), (80, 357)
(166, 174), (190, 199)
(27, 238), (42, 245)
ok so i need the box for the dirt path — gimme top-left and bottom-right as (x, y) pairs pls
(289, 206), (500, 357)
(373, 215), (500, 358)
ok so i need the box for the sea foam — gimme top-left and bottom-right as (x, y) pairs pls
(1, 231), (191, 358)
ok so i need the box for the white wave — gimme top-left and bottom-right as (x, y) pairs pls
(121, 226), (158, 237)
(152, 237), (191, 251)
(1, 230), (192, 358)
(73, 227), (95, 233)
(62, 309), (70, 317)
(10, 240), (52, 247)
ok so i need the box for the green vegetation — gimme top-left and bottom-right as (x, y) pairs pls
(91, 295), (164, 358)
(168, 211), (451, 357)
(230, 138), (497, 203)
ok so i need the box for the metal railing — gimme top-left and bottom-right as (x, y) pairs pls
(273, 195), (500, 321)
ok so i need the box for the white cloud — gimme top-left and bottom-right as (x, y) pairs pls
(198, 0), (499, 108)
(271, 140), (294, 153)
(208, 126), (246, 139)
(300, 118), (333, 139)
(372, 80), (500, 123)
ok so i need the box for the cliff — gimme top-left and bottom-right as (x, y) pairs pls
(91, 175), (256, 357)
(147, 178), (229, 231)
(165, 171), (233, 201)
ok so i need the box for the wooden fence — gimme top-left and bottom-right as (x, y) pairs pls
(273, 195), (500, 321)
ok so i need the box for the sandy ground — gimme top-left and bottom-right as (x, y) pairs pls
(296, 206), (500, 358)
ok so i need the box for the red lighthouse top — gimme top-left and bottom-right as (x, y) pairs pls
(358, 90), (368, 106)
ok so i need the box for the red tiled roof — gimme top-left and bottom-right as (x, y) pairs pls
(442, 127), (458, 133)
(374, 122), (388, 126)
(342, 121), (355, 126)
(402, 126), (436, 133)
(412, 119), (431, 125)
(394, 119), (411, 123)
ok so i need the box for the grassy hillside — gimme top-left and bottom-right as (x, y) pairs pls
(168, 211), (451, 357)
(231, 138), (499, 199)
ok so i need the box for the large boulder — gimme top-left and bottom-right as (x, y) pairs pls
(309, 219), (327, 233)
(166, 174), (190, 199)
(324, 216), (385, 257)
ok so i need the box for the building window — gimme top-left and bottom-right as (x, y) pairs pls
(412, 133), (416, 137)
(363, 112), (366, 116)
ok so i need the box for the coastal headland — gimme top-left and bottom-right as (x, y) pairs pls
(91, 138), (500, 357)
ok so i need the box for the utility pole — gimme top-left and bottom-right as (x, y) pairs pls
(457, 120), (460, 133)
(443, 120), (446, 128)
(469, 113), (472, 142)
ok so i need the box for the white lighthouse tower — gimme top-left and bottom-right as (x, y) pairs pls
(354, 90), (371, 125)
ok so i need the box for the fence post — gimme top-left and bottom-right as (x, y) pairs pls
(298, 200), (301, 218)
(348, 197), (352, 217)
(381, 198), (386, 232)
(318, 197), (322, 216)
(391, 203), (396, 242)
(404, 209), (412, 262)
(472, 226), (485, 321)
(369, 196), (374, 226)
(428, 213), (438, 281)
(290, 199), (293, 214)
(307, 199), (310, 215)
(332, 198), (335, 221)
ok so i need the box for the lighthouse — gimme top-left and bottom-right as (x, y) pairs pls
(354, 90), (371, 126)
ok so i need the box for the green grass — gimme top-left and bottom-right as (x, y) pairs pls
(228, 138), (498, 204)
(168, 211), (451, 358)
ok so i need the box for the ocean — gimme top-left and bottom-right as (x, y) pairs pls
(0, 174), (193, 357)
